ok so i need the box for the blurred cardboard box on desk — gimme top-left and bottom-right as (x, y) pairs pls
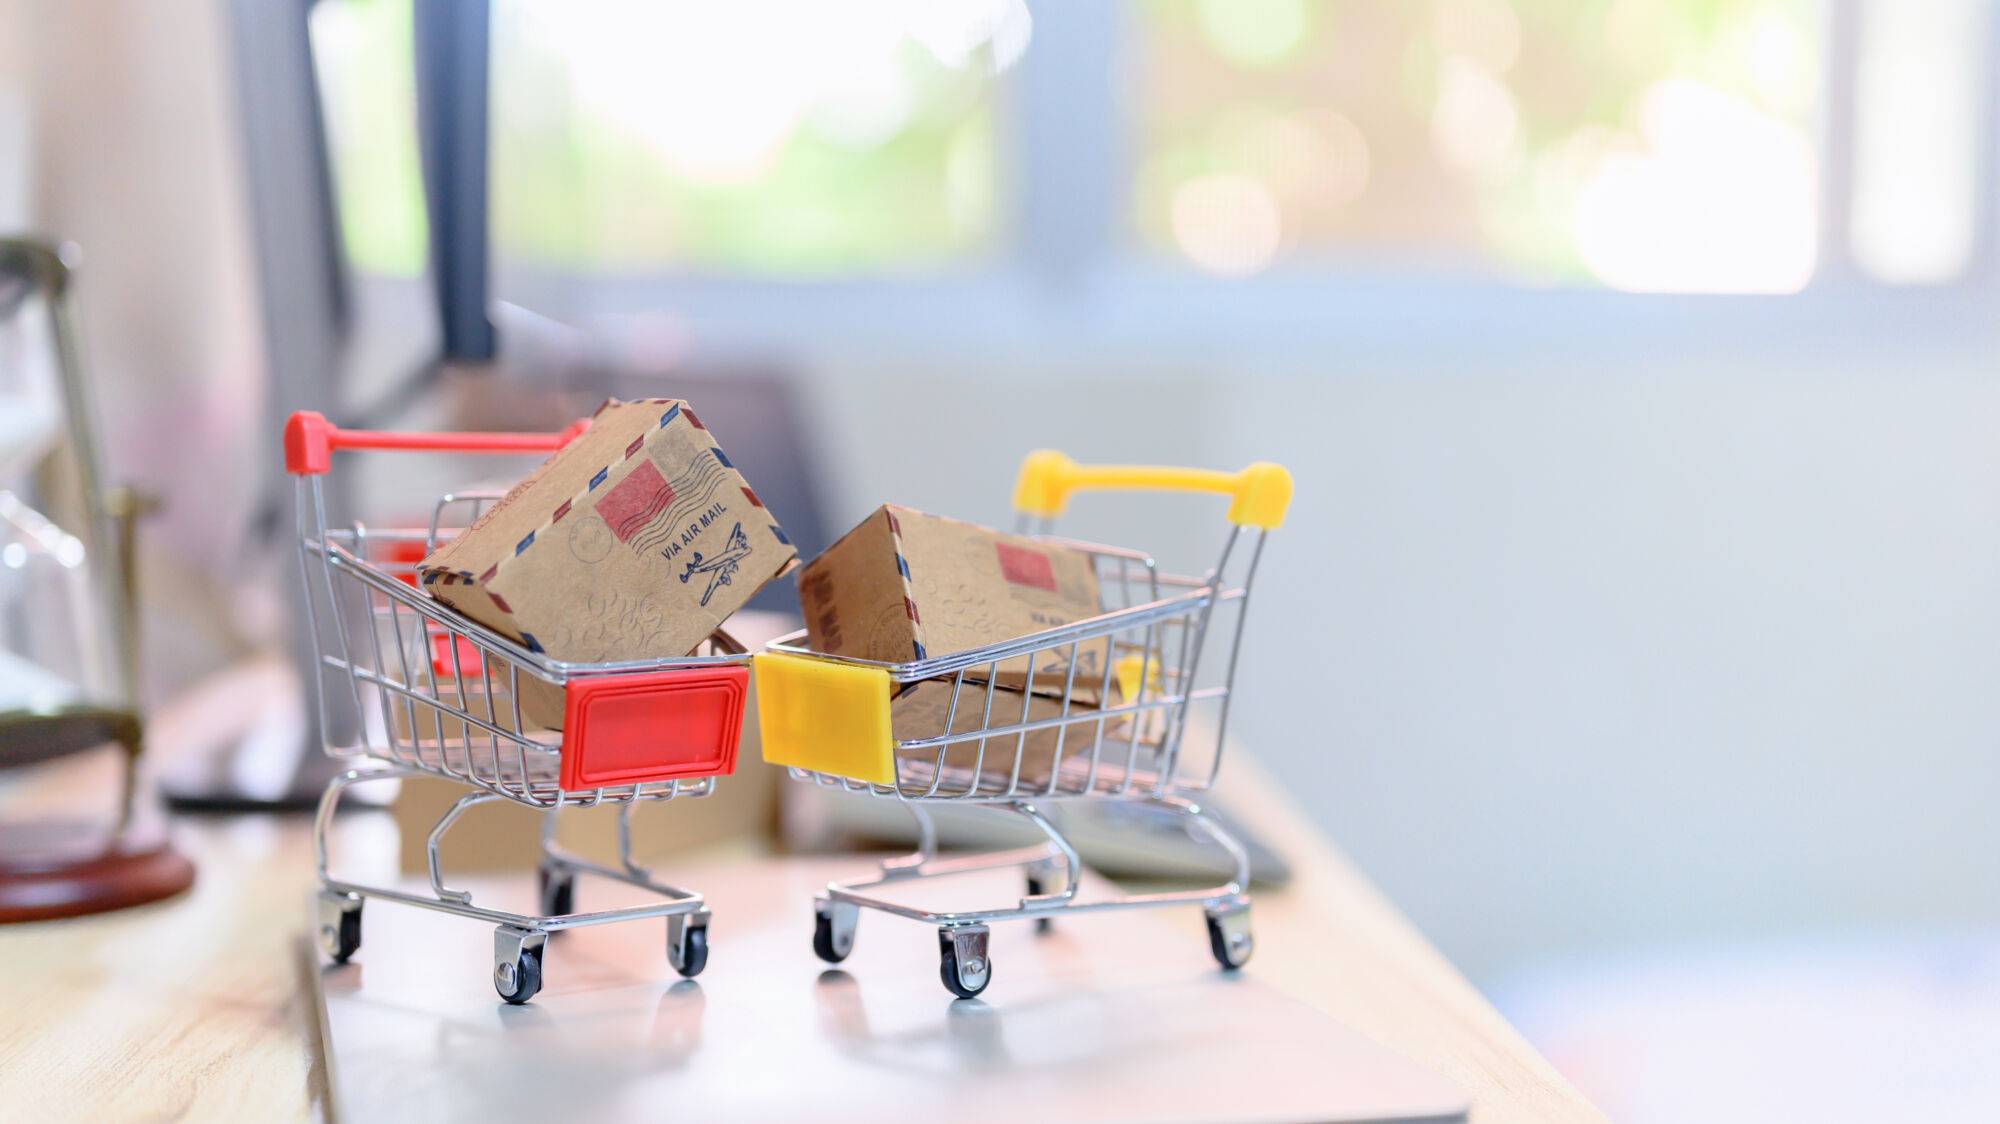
(799, 504), (1110, 700)
(419, 398), (796, 728)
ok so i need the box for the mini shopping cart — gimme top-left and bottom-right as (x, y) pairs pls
(756, 451), (1292, 998)
(287, 411), (750, 1004)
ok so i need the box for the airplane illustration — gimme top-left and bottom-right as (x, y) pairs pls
(679, 521), (752, 606)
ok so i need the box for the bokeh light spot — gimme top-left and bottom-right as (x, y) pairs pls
(1195, 0), (1311, 68)
(1431, 55), (1520, 175)
(1574, 79), (1817, 292)
(1171, 173), (1284, 276)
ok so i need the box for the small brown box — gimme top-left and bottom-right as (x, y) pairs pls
(798, 505), (1108, 700)
(418, 399), (796, 675)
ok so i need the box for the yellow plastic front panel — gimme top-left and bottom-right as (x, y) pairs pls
(754, 652), (896, 786)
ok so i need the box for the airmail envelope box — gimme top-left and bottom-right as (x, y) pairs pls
(417, 398), (796, 677)
(797, 505), (1108, 701)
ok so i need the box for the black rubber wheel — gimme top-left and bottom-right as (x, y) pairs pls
(1027, 874), (1053, 935)
(1206, 912), (1253, 970)
(498, 946), (543, 1005)
(673, 924), (709, 978)
(537, 866), (574, 918)
(812, 909), (850, 964)
(938, 933), (990, 1000)
(329, 903), (362, 964)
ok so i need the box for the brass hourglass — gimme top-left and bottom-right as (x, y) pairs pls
(0, 238), (191, 919)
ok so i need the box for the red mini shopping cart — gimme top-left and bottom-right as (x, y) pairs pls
(287, 411), (745, 1003)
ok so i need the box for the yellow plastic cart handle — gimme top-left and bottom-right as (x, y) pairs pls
(1012, 451), (1294, 530)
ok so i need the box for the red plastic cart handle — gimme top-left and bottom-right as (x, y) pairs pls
(283, 410), (590, 475)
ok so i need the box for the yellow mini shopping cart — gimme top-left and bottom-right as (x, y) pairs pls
(755, 451), (1292, 998)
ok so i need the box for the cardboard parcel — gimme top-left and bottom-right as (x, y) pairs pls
(797, 504), (1112, 701)
(418, 398), (795, 727)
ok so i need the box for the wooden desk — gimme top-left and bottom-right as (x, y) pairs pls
(0, 754), (1603, 1123)
(0, 776), (330, 1122)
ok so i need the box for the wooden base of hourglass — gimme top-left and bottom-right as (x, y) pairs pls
(0, 707), (196, 923)
(0, 820), (195, 922)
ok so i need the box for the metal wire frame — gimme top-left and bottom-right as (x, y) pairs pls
(786, 513), (1271, 994)
(822, 793), (1251, 927)
(314, 765), (710, 933)
(300, 469), (728, 998)
(766, 521), (1268, 805)
(295, 474), (745, 810)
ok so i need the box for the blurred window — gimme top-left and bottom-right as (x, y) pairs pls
(312, 0), (1993, 295)
(312, 0), (430, 279)
(1134, 0), (1827, 291)
(488, 0), (1001, 276)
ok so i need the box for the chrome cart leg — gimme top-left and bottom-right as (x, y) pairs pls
(617, 800), (650, 879)
(813, 896), (860, 964)
(666, 908), (711, 978)
(494, 925), (547, 1005)
(315, 765), (401, 884)
(314, 767), (408, 966)
(1024, 853), (1064, 935)
(317, 889), (363, 963)
(879, 802), (939, 877)
(536, 806), (575, 917)
(1204, 901), (1254, 970)
(1162, 796), (1255, 969)
(536, 861), (576, 918)
(427, 790), (504, 906)
(1012, 802), (1081, 927)
(1167, 796), (1252, 900)
(938, 924), (992, 1000)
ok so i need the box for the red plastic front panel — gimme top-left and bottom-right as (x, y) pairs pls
(559, 666), (748, 791)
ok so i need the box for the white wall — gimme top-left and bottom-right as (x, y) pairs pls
(0, 0), (28, 231)
(13, 0), (270, 699)
(796, 340), (2000, 984)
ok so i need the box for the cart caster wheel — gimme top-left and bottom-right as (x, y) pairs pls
(317, 892), (362, 964)
(667, 911), (710, 978)
(813, 899), (857, 964)
(496, 948), (542, 1004)
(938, 925), (991, 1000)
(494, 927), (547, 1005)
(1026, 874), (1053, 935)
(536, 864), (575, 918)
(1205, 904), (1254, 970)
